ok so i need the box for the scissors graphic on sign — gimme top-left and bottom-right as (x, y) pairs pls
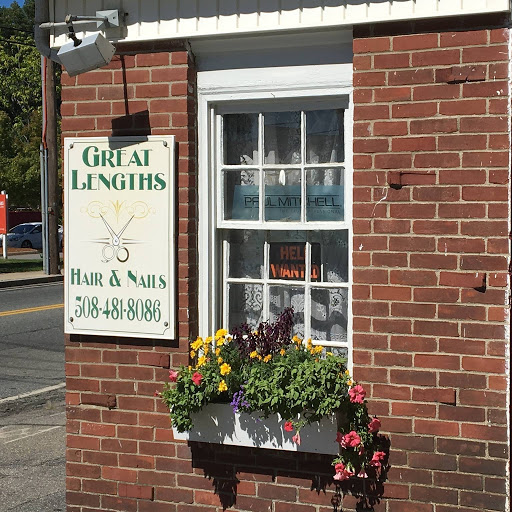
(99, 214), (134, 263)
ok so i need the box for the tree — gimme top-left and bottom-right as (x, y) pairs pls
(0, 0), (47, 209)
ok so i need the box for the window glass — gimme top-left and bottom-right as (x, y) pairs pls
(306, 168), (344, 221)
(310, 287), (348, 343)
(306, 109), (344, 163)
(264, 169), (301, 221)
(223, 113), (259, 165)
(223, 170), (259, 220)
(228, 283), (263, 330)
(227, 230), (264, 279)
(269, 285), (305, 338)
(264, 111), (301, 164)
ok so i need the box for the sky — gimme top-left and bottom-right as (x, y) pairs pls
(0, 0), (24, 6)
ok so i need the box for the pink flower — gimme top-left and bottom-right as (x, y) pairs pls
(357, 469), (368, 479)
(334, 463), (345, 473)
(292, 432), (301, 445)
(368, 417), (381, 433)
(336, 431), (344, 444)
(369, 451), (386, 467)
(284, 421), (294, 432)
(191, 372), (203, 386)
(348, 384), (366, 404)
(342, 431), (361, 449)
(333, 468), (353, 481)
(169, 370), (178, 382)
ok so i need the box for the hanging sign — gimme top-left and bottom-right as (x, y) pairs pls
(0, 194), (7, 235)
(64, 136), (176, 339)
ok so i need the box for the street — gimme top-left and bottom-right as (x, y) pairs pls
(0, 282), (66, 511)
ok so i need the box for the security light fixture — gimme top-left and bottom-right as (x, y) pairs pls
(40, 9), (120, 76)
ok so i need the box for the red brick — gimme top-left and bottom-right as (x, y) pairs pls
(119, 484), (154, 500)
(374, 121), (408, 135)
(414, 288), (459, 303)
(392, 102), (437, 118)
(438, 203), (486, 218)
(354, 104), (389, 120)
(102, 466), (137, 483)
(414, 153), (460, 168)
(392, 137), (436, 152)
(462, 152), (509, 168)
(460, 254), (507, 271)
(373, 318), (412, 334)
(415, 420), (459, 437)
(440, 30), (488, 47)
(462, 44), (508, 63)
(390, 335), (437, 353)
(438, 305), (486, 321)
(390, 369), (435, 386)
(353, 138), (389, 153)
(439, 169), (485, 184)
(353, 72), (387, 87)
(76, 71), (113, 85)
(67, 462), (101, 479)
(439, 98), (486, 115)
(414, 321), (458, 337)
(414, 354), (460, 370)
(392, 402), (436, 417)
(412, 388), (456, 405)
(354, 37), (391, 54)
(136, 53), (170, 66)
(463, 81), (508, 99)
(462, 356), (505, 373)
(392, 303), (436, 319)
(439, 405), (485, 422)
(460, 116), (508, 133)
(410, 254), (457, 270)
(353, 55), (372, 71)
(410, 118), (457, 134)
(437, 438), (486, 457)
(374, 87), (412, 102)
(439, 372), (487, 389)
(438, 134), (486, 151)
(393, 34), (439, 51)
(388, 69), (434, 86)
(413, 84), (460, 101)
(81, 422), (116, 437)
(374, 53), (410, 69)
(410, 453), (457, 471)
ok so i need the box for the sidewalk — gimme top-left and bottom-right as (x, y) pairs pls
(0, 270), (63, 288)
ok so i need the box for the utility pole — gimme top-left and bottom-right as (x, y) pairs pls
(46, 58), (60, 275)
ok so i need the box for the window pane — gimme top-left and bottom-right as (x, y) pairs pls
(269, 285), (305, 338)
(228, 283), (263, 330)
(223, 113), (259, 165)
(306, 109), (344, 163)
(310, 230), (349, 283)
(268, 240), (321, 282)
(310, 287), (348, 343)
(264, 111), (301, 164)
(224, 170), (259, 220)
(227, 230), (264, 279)
(264, 169), (301, 221)
(306, 167), (344, 221)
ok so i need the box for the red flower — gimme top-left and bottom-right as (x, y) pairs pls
(192, 372), (203, 386)
(342, 431), (361, 448)
(169, 370), (178, 382)
(336, 431), (344, 444)
(284, 421), (294, 432)
(369, 451), (386, 467)
(368, 417), (381, 433)
(348, 384), (366, 404)
(334, 463), (345, 473)
(292, 432), (301, 445)
(333, 468), (353, 481)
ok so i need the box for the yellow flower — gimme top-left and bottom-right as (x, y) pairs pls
(345, 370), (350, 375)
(187, 365), (192, 370)
(306, 338), (313, 350)
(280, 348), (286, 356)
(205, 336), (213, 344)
(327, 351), (333, 356)
(263, 354), (272, 363)
(217, 357), (223, 364)
(292, 335), (302, 345)
(216, 328), (228, 338)
(191, 337), (203, 351)
(218, 380), (228, 392)
(197, 356), (207, 367)
(250, 351), (258, 359)
(216, 337), (225, 346)
(313, 345), (323, 355)
(215, 347), (221, 356)
(347, 380), (353, 386)
(220, 363), (232, 376)
(257, 354), (263, 360)
(190, 350), (196, 358)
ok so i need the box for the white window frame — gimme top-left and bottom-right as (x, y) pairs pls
(197, 59), (353, 367)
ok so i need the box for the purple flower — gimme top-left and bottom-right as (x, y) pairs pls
(231, 387), (250, 413)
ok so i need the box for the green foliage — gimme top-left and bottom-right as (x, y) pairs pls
(161, 313), (389, 478)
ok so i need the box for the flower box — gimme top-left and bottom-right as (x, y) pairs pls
(172, 402), (339, 455)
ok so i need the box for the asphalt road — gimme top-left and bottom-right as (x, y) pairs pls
(0, 282), (66, 511)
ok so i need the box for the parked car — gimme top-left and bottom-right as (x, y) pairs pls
(0, 222), (63, 249)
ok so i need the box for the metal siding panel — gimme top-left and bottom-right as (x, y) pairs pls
(367, 0), (391, 20)
(301, 0), (323, 26)
(198, 0), (219, 33)
(323, 0), (345, 24)
(260, 0), (280, 27)
(218, 0), (239, 31)
(159, 0), (179, 36)
(280, 0), (301, 26)
(239, 0), (259, 30)
(123, 0), (140, 39)
(414, 0), (442, 16)
(139, 0), (159, 37)
(178, 0), (199, 35)
(344, 1), (367, 23)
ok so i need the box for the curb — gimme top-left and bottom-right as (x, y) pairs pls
(0, 274), (64, 289)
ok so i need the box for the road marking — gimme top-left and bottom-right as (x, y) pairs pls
(4, 425), (63, 444)
(0, 382), (66, 404)
(0, 303), (63, 317)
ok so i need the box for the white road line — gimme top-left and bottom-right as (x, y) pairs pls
(4, 425), (62, 444)
(0, 382), (66, 404)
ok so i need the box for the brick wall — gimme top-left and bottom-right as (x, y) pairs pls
(61, 21), (510, 512)
(352, 20), (510, 512)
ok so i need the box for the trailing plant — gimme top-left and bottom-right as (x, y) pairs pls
(161, 308), (388, 480)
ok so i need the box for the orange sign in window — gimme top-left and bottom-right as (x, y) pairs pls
(269, 242), (321, 281)
(0, 194), (6, 235)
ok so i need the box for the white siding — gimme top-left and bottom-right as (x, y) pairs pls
(49, 0), (510, 46)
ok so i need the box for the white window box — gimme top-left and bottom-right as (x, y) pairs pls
(172, 403), (339, 455)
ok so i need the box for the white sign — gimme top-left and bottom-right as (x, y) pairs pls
(64, 136), (175, 339)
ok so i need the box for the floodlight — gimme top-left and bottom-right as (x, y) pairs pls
(57, 32), (116, 77)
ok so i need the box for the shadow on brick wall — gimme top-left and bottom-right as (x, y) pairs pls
(189, 440), (389, 511)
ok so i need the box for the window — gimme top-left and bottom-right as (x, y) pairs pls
(210, 100), (352, 355)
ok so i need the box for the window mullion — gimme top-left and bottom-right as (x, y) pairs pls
(263, 232), (269, 323)
(301, 110), (306, 224)
(258, 112), (264, 223)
